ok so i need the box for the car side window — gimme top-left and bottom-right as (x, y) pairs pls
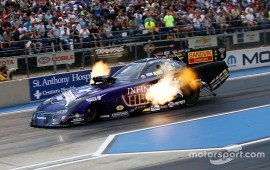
(143, 62), (164, 78)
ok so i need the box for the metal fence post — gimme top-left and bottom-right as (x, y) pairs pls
(135, 43), (138, 60)
(25, 54), (30, 78)
(81, 48), (85, 70)
(66, 64), (70, 72)
(53, 53), (57, 74)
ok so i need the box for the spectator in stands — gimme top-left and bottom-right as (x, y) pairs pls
(175, 14), (194, 37)
(204, 14), (216, 35)
(10, 16), (20, 29)
(18, 24), (28, 34)
(163, 11), (175, 33)
(29, 30), (43, 54)
(89, 23), (102, 47)
(256, 8), (269, 29)
(193, 13), (205, 35)
(46, 19), (54, 30)
(216, 12), (229, 33)
(0, 65), (16, 82)
(36, 20), (46, 37)
(112, 19), (123, 43)
(60, 26), (71, 50)
(47, 28), (56, 52)
(45, 10), (53, 20)
(79, 25), (91, 48)
(245, 10), (258, 30)
(101, 22), (114, 46)
(3, 27), (14, 48)
(72, 19), (82, 31)
(1, 17), (12, 32)
(53, 22), (63, 51)
(144, 18), (156, 39)
(70, 25), (80, 49)
(0, 35), (4, 49)
(129, 16), (141, 36)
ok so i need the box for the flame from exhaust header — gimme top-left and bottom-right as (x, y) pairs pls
(90, 61), (111, 84)
(145, 68), (197, 105)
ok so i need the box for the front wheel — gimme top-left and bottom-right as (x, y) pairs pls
(85, 105), (99, 122)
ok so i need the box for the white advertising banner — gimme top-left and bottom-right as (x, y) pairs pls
(188, 36), (218, 49)
(226, 47), (270, 71)
(233, 31), (260, 44)
(0, 57), (18, 69)
(36, 52), (75, 67)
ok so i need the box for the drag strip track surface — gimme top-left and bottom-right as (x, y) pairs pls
(1, 74), (270, 169)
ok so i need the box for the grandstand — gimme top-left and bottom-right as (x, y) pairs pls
(0, 0), (270, 79)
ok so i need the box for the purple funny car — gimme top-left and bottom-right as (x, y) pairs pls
(30, 48), (229, 127)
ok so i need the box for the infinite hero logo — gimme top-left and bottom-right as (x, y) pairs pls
(122, 84), (151, 106)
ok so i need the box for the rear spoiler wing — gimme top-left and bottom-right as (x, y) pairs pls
(154, 47), (226, 66)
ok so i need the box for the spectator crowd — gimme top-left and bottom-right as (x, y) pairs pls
(0, 0), (270, 53)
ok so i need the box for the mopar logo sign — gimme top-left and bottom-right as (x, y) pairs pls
(243, 51), (270, 65)
(227, 55), (237, 67)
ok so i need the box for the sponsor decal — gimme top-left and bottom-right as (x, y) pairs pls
(227, 55), (237, 67)
(146, 72), (154, 77)
(151, 106), (160, 111)
(112, 111), (129, 118)
(174, 100), (185, 106)
(210, 69), (229, 89)
(30, 70), (92, 101)
(122, 84), (152, 107)
(188, 50), (213, 64)
(38, 56), (50, 64)
(36, 116), (46, 120)
(142, 108), (151, 112)
(94, 46), (127, 58)
(86, 95), (102, 103)
(219, 48), (226, 59)
(161, 105), (168, 109)
(168, 102), (174, 107)
(0, 58), (18, 69)
(226, 47), (270, 71)
(233, 31), (259, 44)
(116, 105), (124, 111)
(71, 113), (84, 123)
(153, 69), (163, 75)
(100, 115), (110, 118)
(243, 51), (270, 65)
(188, 36), (218, 49)
(36, 52), (75, 67)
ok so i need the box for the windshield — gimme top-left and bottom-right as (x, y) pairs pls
(113, 63), (146, 80)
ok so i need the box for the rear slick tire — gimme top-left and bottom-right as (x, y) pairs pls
(186, 88), (201, 106)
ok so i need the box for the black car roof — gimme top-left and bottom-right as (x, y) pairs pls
(133, 58), (170, 64)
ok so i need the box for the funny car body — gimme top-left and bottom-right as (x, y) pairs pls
(30, 47), (229, 127)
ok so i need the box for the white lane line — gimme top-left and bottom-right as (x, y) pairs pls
(94, 104), (270, 156)
(10, 153), (93, 170)
(0, 108), (36, 116)
(93, 135), (115, 157)
(33, 155), (107, 170)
